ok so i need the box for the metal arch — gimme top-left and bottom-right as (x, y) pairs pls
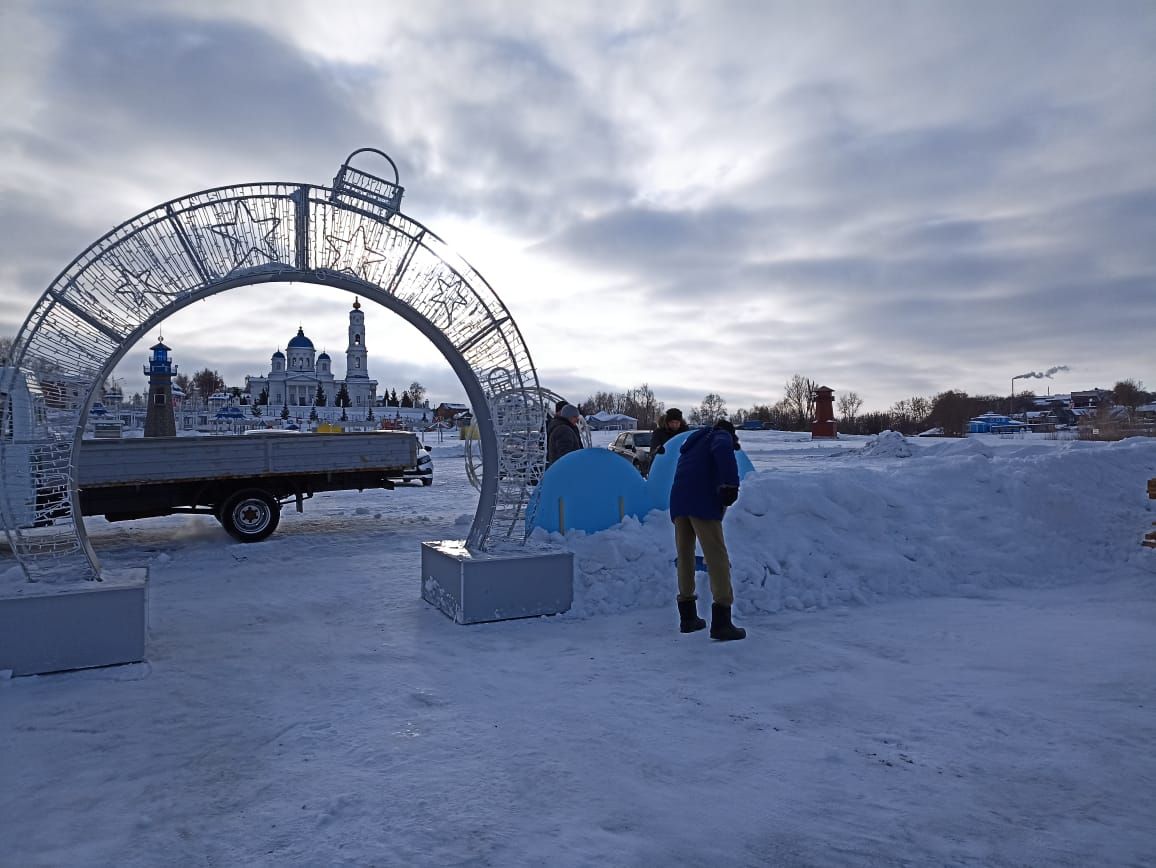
(0, 155), (542, 584)
(465, 387), (593, 492)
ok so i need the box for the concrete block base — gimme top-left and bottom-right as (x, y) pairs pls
(421, 541), (573, 624)
(0, 569), (148, 676)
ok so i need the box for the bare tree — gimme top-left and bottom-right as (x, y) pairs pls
(695, 393), (727, 424)
(783, 374), (817, 429)
(836, 391), (863, 421)
(628, 383), (663, 428)
(1112, 379), (1148, 418)
(192, 368), (225, 400)
(408, 381), (427, 407)
(910, 396), (931, 425)
(890, 398), (912, 431)
(0, 336), (13, 364)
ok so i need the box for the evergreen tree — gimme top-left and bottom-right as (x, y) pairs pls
(388, 388), (399, 407)
(280, 404), (290, 420)
(315, 384), (326, 406)
(309, 406), (318, 422)
(401, 390), (414, 408)
(336, 383), (351, 408)
(251, 403), (262, 418)
(367, 406), (375, 421)
(258, 386), (269, 406)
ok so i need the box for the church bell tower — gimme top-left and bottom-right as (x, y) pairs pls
(346, 297), (368, 378)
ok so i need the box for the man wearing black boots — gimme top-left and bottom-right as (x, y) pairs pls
(669, 418), (746, 641)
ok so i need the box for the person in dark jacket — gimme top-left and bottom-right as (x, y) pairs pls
(669, 418), (745, 640)
(545, 398), (568, 446)
(650, 407), (690, 459)
(546, 404), (583, 468)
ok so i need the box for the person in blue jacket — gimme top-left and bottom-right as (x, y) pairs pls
(669, 418), (746, 640)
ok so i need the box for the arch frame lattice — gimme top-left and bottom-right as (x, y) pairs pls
(464, 387), (592, 492)
(0, 152), (544, 583)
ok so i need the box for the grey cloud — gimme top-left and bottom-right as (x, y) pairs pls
(40, 4), (379, 172)
(5, 2), (1156, 411)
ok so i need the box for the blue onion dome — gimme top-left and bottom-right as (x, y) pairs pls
(287, 327), (314, 349)
(272, 349), (285, 358)
(318, 351), (330, 360)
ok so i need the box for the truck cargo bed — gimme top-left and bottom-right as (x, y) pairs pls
(77, 432), (417, 487)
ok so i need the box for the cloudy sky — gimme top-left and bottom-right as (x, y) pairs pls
(2, 0), (1154, 413)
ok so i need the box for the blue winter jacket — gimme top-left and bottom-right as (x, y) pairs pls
(669, 428), (740, 521)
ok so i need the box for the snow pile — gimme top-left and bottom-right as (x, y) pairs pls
(856, 430), (914, 459)
(534, 439), (1156, 618)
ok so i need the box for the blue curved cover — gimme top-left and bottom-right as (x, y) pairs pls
(526, 448), (648, 535)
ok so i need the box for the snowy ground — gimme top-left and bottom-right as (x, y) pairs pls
(2, 430), (1155, 866)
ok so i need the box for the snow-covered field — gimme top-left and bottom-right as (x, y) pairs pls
(2, 430), (1155, 866)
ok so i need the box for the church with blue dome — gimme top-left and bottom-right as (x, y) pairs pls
(244, 298), (378, 410)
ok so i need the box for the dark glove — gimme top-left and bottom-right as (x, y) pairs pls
(718, 485), (739, 507)
(655, 445), (666, 455)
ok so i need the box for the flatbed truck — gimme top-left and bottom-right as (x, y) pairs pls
(1, 367), (419, 542)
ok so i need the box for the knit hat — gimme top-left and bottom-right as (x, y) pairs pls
(715, 417), (740, 450)
(560, 404), (580, 419)
(554, 398), (569, 413)
(665, 408), (683, 422)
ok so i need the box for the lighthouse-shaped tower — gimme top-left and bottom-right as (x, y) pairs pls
(143, 338), (177, 438)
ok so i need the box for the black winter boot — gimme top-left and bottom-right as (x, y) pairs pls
(677, 599), (707, 633)
(710, 604), (746, 641)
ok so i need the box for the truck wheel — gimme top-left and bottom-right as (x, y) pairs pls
(220, 489), (280, 542)
(421, 477), (433, 487)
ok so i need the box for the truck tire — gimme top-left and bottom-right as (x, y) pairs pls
(421, 477), (433, 487)
(220, 489), (280, 542)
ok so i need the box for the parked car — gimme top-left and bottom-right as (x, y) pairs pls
(396, 443), (434, 485)
(738, 420), (766, 430)
(608, 430), (654, 475)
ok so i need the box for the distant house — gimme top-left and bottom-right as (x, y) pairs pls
(586, 410), (638, 431)
(1070, 389), (1112, 409)
(434, 402), (469, 423)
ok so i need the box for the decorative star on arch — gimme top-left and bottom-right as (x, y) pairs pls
(110, 260), (157, 309)
(431, 275), (470, 326)
(324, 225), (387, 276)
(207, 200), (282, 271)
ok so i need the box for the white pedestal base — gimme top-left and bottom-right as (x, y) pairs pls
(0, 569), (148, 676)
(421, 541), (573, 624)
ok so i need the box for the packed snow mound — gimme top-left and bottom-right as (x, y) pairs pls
(856, 430), (914, 458)
(532, 438), (1156, 619)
